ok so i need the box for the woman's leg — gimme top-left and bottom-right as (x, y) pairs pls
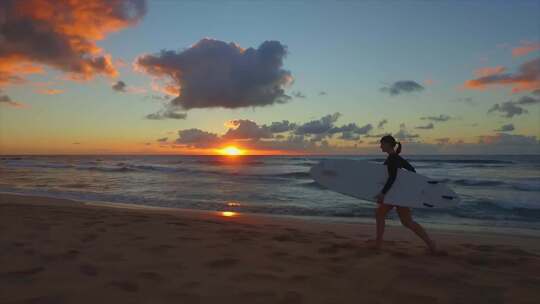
(396, 207), (436, 252)
(374, 203), (394, 249)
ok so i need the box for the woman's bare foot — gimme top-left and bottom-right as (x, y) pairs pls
(426, 241), (448, 256)
(366, 239), (382, 251)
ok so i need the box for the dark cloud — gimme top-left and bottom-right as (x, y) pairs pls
(452, 97), (475, 105)
(464, 57), (540, 93)
(338, 131), (361, 141)
(112, 80), (127, 92)
(363, 133), (391, 140)
(329, 123), (373, 135)
(0, 0), (146, 84)
(0, 92), (26, 108)
(477, 133), (538, 146)
(318, 91), (327, 96)
(145, 95), (170, 101)
(494, 123), (515, 132)
(291, 113), (373, 142)
(294, 113), (341, 135)
(136, 38), (293, 110)
(157, 137), (168, 142)
(170, 114), (373, 152)
(175, 128), (221, 148)
(393, 123), (420, 142)
(222, 120), (273, 140)
(167, 116), (538, 154)
(488, 101), (528, 118)
(262, 120), (296, 133)
(515, 95), (540, 105)
(291, 91), (306, 98)
(380, 81), (424, 96)
(145, 109), (187, 120)
(487, 94), (540, 118)
(377, 119), (388, 129)
(420, 114), (451, 122)
(415, 122), (434, 130)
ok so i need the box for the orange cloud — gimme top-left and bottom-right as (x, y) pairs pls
(464, 58), (540, 93)
(0, 55), (44, 85)
(512, 41), (540, 57)
(473, 66), (506, 77)
(37, 89), (64, 95)
(0, 94), (29, 109)
(0, 0), (146, 86)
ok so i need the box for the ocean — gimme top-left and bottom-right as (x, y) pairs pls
(1, 154), (539, 234)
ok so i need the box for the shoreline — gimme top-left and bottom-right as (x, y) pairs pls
(1, 190), (539, 238)
(2, 192), (540, 303)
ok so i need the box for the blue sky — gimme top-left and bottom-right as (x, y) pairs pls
(1, 0), (539, 154)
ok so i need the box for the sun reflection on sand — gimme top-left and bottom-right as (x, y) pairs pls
(221, 211), (238, 217)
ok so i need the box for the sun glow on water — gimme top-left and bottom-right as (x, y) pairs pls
(219, 146), (244, 156)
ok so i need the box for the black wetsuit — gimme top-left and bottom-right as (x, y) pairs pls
(381, 153), (416, 195)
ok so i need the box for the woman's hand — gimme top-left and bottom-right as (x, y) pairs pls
(374, 192), (385, 204)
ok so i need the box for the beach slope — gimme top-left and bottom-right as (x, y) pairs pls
(1, 193), (539, 304)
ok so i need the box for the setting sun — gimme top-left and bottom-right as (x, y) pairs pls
(219, 146), (244, 156)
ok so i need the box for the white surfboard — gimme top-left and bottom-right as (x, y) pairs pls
(310, 159), (460, 209)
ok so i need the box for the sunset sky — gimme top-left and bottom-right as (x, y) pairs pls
(1, 0), (539, 155)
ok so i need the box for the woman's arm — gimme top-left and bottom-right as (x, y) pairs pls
(380, 158), (398, 194)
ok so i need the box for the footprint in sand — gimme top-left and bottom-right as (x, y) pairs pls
(61, 249), (80, 260)
(270, 251), (289, 258)
(321, 230), (350, 240)
(289, 274), (310, 282)
(232, 272), (279, 281)
(182, 281), (201, 288)
(138, 271), (163, 282)
(145, 244), (176, 255)
(205, 257), (239, 268)
(502, 247), (539, 257)
(167, 221), (189, 227)
(79, 264), (98, 276)
(389, 250), (411, 258)
(272, 233), (311, 243)
(80, 233), (98, 243)
(82, 220), (105, 227)
(280, 290), (304, 304)
(20, 295), (65, 304)
(107, 280), (139, 292)
(1, 266), (45, 278)
(98, 252), (125, 262)
(24, 248), (36, 256)
(317, 242), (357, 255)
(176, 236), (201, 241)
(109, 222), (129, 228)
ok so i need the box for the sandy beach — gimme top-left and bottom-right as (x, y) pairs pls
(1, 192), (539, 304)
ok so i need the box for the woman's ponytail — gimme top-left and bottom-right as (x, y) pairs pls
(396, 141), (402, 154)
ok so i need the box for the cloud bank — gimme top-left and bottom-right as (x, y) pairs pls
(136, 38), (293, 110)
(0, 0), (146, 85)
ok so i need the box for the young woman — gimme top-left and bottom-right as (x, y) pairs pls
(372, 135), (442, 255)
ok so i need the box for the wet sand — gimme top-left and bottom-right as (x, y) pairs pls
(1, 192), (539, 304)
